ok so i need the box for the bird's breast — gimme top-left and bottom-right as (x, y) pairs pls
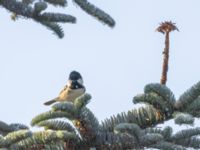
(59, 88), (85, 102)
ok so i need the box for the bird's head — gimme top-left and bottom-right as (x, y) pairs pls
(69, 71), (83, 84)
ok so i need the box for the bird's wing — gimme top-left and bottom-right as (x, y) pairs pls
(59, 85), (68, 95)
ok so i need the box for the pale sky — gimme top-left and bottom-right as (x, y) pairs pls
(1, 0), (200, 132)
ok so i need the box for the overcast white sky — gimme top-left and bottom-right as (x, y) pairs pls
(0, 0), (200, 132)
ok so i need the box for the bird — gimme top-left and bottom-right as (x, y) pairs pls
(44, 71), (86, 106)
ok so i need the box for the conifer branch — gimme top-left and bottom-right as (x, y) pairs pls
(174, 113), (194, 125)
(31, 111), (74, 126)
(0, 121), (13, 133)
(0, 0), (115, 38)
(144, 83), (176, 105)
(114, 123), (141, 139)
(40, 21), (65, 38)
(44, 0), (67, 7)
(36, 120), (76, 132)
(152, 141), (186, 150)
(175, 81), (200, 111)
(144, 126), (173, 140)
(74, 93), (91, 110)
(180, 137), (200, 149)
(73, 0), (115, 27)
(186, 96), (200, 117)
(1, 130), (32, 148)
(9, 130), (76, 150)
(2, 81), (200, 149)
(140, 133), (163, 146)
(34, 1), (47, 14)
(38, 12), (76, 23)
(101, 104), (164, 132)
(133, 92), (173, 118)
(0, 0), (33, 17)
(0, 121), (29, 136)
(170, 127), (200, 141)
(138, 83), (176, 117)
(94, 132), (137, 149)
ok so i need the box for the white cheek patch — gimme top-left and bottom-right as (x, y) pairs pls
(77, 78), (83, 84)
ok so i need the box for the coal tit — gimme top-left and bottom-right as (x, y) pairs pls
(44, 71), (86, 105)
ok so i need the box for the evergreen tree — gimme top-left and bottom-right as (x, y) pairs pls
(0, 0), (115, 38)
(1, 21), (200, 149)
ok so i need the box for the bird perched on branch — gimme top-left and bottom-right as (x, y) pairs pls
(44, 71), (85, 105)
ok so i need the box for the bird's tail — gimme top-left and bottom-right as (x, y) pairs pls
(44, 98), (57, 106)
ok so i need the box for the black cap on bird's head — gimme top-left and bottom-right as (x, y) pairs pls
(69, 71), (82, 80)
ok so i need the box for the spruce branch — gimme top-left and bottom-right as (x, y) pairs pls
(52, 102), (74, 110)
(2, 88), (200, 149)
(170, 127), (200, 141)
(34, 1), (47, 14)
(38, 12), (76, 23)
(31, 111), (73, 126)
(31, 93), (100, 149)
(0, 0), (33, 18)
(180, 137), (200, 149)
(73, 0), (115, 27)
(22, 0), (34, 5)
(151, 141), (186, 150)
(3, 81), (200, 149)
(51, 93), (91, 113)
(175, 81), (200, 111)
(74, 93), (91, 110)
(36, 120), (76, 132)
(0, 121), (29, 136)
(162, 126), (173, 140)
(186, 96), (200, 117)
(101, 104), (164, 132)
(37, 21), (64, 38)
(144, 83), (176, 105)
(140, 133), (163, 146)
(9, 130), (76, 150)
(9, 123), (29, 131)
(44, 0), (67, 7)
(44, 141), (67, 150)
(174, 113), (194, 125)
(133, 83), (176, 118)
(0, 121), (12, 133)
(114, 123), (142, 144)
(133, 92), (173, 118)
(78, 107), (100, 130)
(114, 123), (141, 137)
(144, 126), (172, 140)
(94, 132), (137, 149)
(0, 0), (115, 38)
(1, 130), (32, 148)
(144, 127), (163, 135)
(73, 107), (100, 142)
